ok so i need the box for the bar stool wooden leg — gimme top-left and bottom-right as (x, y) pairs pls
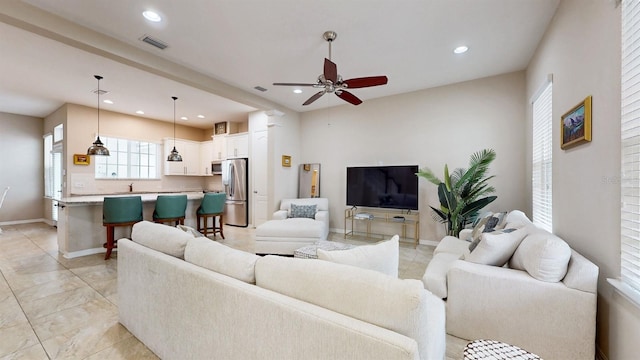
(218, 213), (225, 239)
(104, 225), (115, 260)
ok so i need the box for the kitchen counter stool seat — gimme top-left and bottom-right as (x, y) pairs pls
(153, 194), (187, 226)
(103, 196), (143, 260)
(197, 192), (225, 239)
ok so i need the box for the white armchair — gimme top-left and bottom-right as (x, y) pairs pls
(422, 211), (598, 360)
(254, 198), (330, 255)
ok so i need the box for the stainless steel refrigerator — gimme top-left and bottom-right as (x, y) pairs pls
(222, 158), (248, 227)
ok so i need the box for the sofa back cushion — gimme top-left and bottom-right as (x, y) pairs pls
(280, 198), (329, 212)
(316, 235), (399, 277)
(509, 231), (572, 282)
(255, 255), (445, 360)
(464, 226), (531, 267)
(184, 238), (260, 284)
(131, 221), (193, 258)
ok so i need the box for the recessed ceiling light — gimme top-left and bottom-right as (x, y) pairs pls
(136, 110), (145, 115)
(103, 99), (114, 104)
(454, 46), (469, 54)
(197, 115), (205, 119)
(180, 116), (188, 120)
(143, 10), (162, 22)
(293, 89), (302, 94)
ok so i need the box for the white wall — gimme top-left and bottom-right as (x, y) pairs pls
(525, 0), (628, 358)
(0, 111), (44, 222)
(300, 71), (528, 242)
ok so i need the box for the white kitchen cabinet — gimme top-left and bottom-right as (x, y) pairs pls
(226, 133), (249, 158)
(200, 140), (214, 176)
(212, 136), (227, 160)
(164, 138), (201, 176)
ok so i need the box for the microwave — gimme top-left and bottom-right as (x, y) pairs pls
(211, 161), (223, 175)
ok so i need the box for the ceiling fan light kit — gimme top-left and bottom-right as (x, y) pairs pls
(273, 30), (388, 106)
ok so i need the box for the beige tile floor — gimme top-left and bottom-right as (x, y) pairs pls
(0, 222), (467, 359)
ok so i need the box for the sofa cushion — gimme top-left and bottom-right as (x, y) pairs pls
(504, 210), (533, 228)
(131, 221), (193, 258)
(184, 237), (260, 284)
(470, 212), (508, 242)
(464, 226), (530, 266)
(254, 254), (444, 360)
(317, 235), (399, 277)
(176, 224), (205, 237)
(422, 252), (463, 299)
(509, 231), (572, 282)
(289, 204), (317, 219)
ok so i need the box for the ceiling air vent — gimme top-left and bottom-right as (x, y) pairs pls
(254, 86), (268, 92)
(139, 34), (168, 50)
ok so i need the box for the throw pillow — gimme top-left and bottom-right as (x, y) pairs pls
(464, 226), (531, 266)
(317, 235), (399, 277)
(176, 224), (205, 237)
(184, 237), (260, 284)
(131, 221), (194, 259)
(509, 232), (572, 282)
(289, 204), (317, 219)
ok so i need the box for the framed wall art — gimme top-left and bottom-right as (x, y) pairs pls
(561, 95), (592, 150)
(73, 154), (90, 165)
(282, 155), (291, 167)
(214, 122), (227, 135)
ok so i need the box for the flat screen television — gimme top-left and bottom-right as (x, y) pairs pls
(346, 165), (419, 210)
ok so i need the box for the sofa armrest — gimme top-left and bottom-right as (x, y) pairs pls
(314, 210), (329, 223)
(273, 210), (288, 220)
(446, 260), (596, 360)
(458, 229), (472, 241)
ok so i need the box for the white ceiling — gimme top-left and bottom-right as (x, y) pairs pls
(0, 0), (560, 129)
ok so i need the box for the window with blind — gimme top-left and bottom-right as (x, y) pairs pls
(94, 136), (160, 179)
(532, 80), (553, 232)
(620, 0), (640, 295)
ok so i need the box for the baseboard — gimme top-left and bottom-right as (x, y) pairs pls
(0, 218), (48, 226)
(62, 247), (106, 259)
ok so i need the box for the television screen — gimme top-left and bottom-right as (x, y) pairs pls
(346, 165), (419, 210)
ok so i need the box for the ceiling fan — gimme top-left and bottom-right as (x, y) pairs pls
(273, 31), (388, 106)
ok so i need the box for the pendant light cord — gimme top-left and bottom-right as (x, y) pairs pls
(172, 96), (178, 147)
(95, 75), (103, 138)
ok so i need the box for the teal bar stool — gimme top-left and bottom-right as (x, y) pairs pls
(153, 195), (188, 226)
(103, 196), (143, 260)
(197, 192), (226, 238)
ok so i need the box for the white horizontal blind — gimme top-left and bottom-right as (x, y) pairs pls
(532, 81), (553, 232)
(621, 0), (640, 293)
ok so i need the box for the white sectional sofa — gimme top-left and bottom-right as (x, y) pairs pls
(421, 211), (598, 360)
(119, 221), (446, 360)
(255, 198), (330, 255)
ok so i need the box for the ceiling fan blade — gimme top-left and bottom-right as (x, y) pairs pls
(343, 76), (388, 89)
(336, 90), (363, 105)
(303, 91), (326, 106)
(324, 58), (338, 83)
(273, 82), (317, 87)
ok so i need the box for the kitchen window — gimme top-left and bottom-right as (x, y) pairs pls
(94, 136), (160, 179)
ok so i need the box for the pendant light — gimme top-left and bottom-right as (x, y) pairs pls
(87, 75), (110, 156)
(167, 96), (183, 162)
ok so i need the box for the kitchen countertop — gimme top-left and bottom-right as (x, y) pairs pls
(55, 191), (217, 205)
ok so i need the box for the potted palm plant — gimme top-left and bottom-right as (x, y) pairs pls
(416, 149), (497, 237)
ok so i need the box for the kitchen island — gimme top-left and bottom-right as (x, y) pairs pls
(55, 192), (213, 258)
